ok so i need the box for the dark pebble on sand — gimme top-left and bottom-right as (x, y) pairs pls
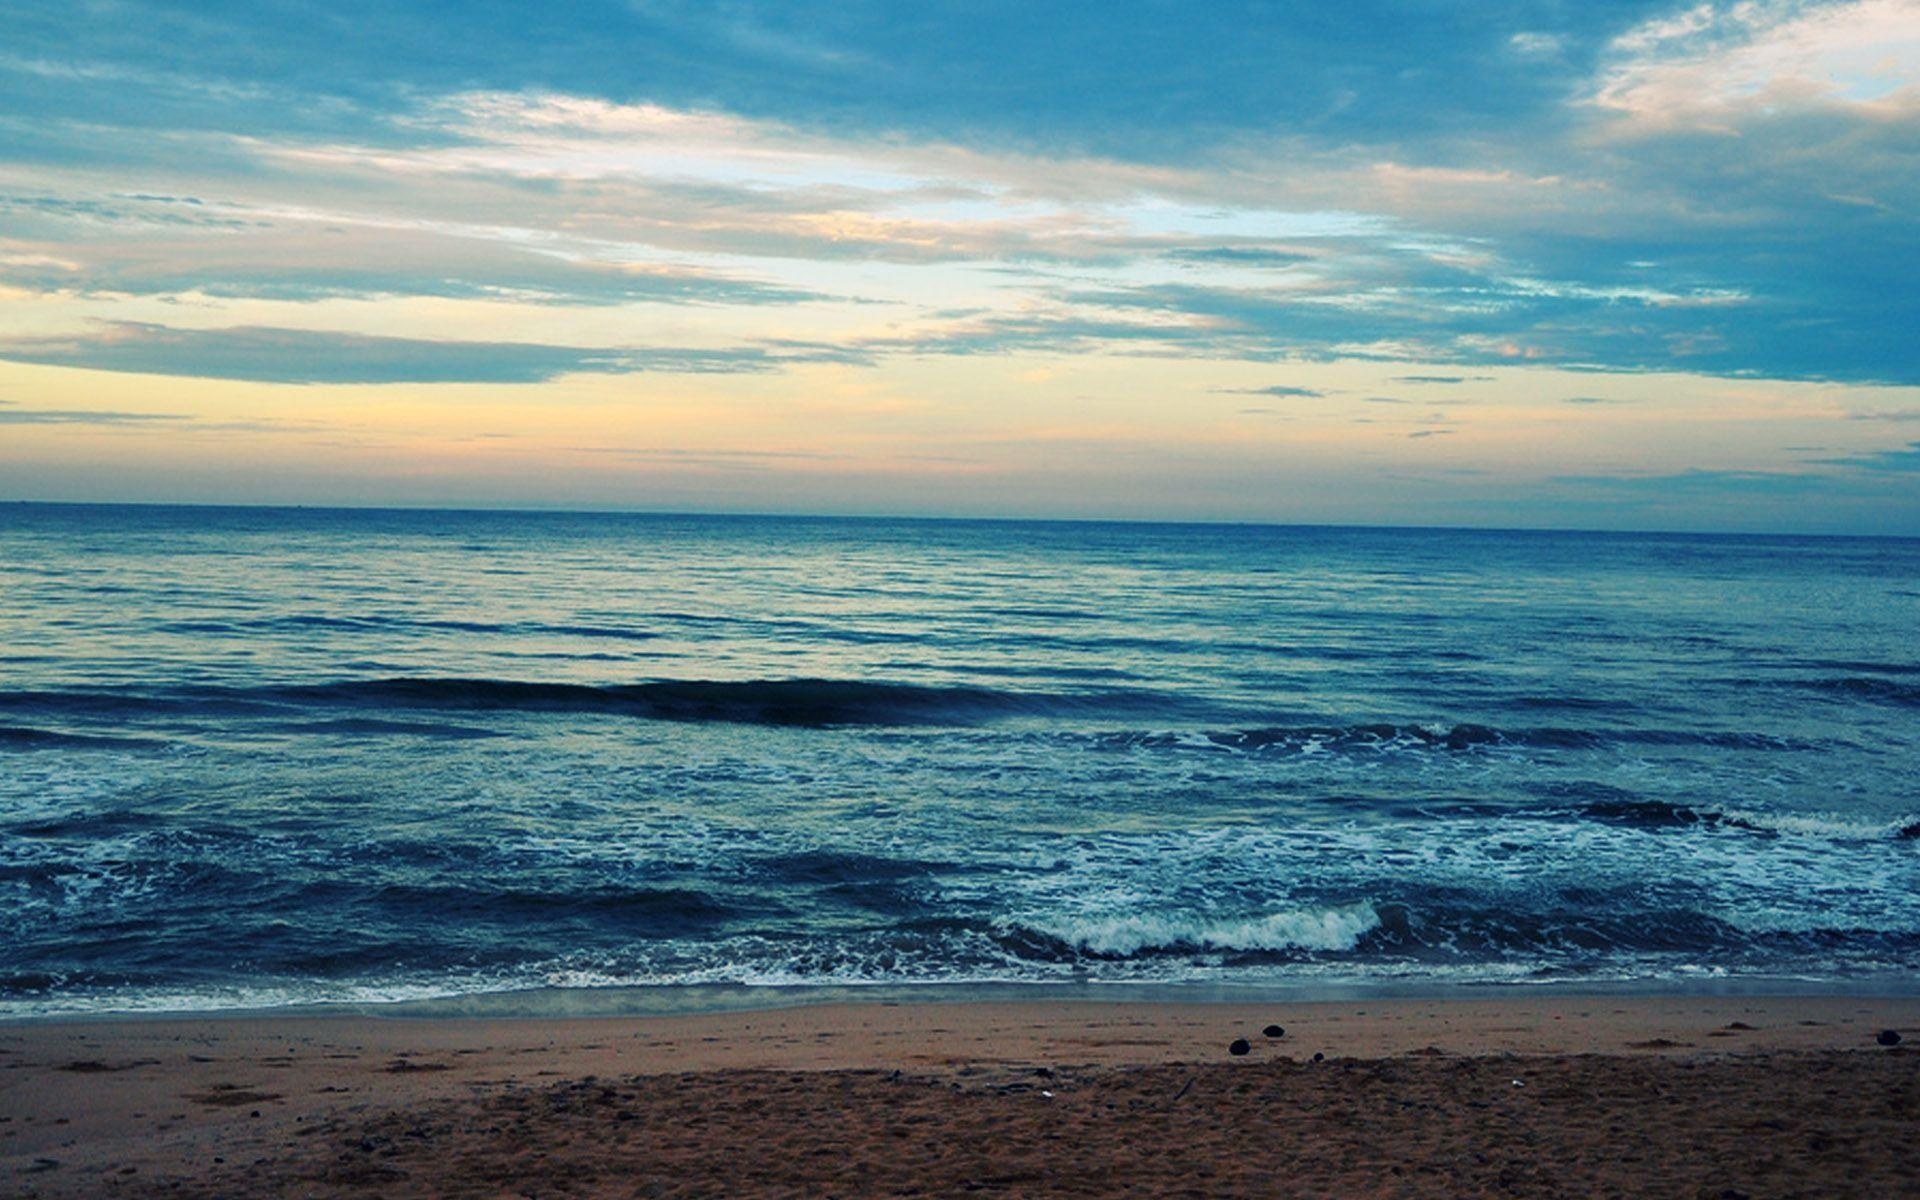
(1263, 1025), (1285, 1039)
(1228, 1039), (1251, 1056)
(1878, 1029), (1902, 1046)
(1312, 1052), (1325, 1062)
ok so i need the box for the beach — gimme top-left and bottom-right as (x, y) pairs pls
(6, 992), (1917, 1197)
(8, 0), (1920, 1185)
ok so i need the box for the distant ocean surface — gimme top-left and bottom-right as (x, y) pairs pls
(3, 504), (1918, 1017)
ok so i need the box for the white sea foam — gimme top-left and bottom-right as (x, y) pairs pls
(1717, 807), (1919, 842)
(1019, 902), (1383, 957)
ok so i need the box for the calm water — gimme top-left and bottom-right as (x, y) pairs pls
(2, 504), (1918, 1016)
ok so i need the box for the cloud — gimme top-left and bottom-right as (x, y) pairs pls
(1394, 374), (1490, 384)
(0, 4), (1681, 158)
(1213, 384), (1327, 398)
(1591, 0), (1920, 135)
(1816, 440), (1920, 472)
(1553, 467), (1842, 497)
(1164, 246), (1315, 267)
(1508, 31), (1567, 58)
(0, 400), (190, 425)
(7, 2), (1918, 386)
(0, 199), (841, 307)
(0, 323), (865, 384)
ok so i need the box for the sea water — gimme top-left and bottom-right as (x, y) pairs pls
(2, 504), (1917, 1016)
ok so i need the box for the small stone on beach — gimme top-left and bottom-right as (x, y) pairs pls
(1263, 1025), (1284, 1039)
(1228, 1039), (1251, 1056)
(1877, 1029), (1902, 1046)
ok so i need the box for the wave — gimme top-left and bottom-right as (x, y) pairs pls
(262, 678), (1169, 727)
(1505, 695), (1628, 712)
(0, 677), (1184, 729)
(1004, 903), (1383, 958)
(1227, 723), (1606, 751)
(0, 724), (166, 751)
(1091, 723), (1592, 754)
(365, 882), (746, 930)
(259, 718), (506, 740)
(753, 849), (950, 885)
(1815, 677), (1920, 707)
(1795, 658), (1920, 676)
(162, 614), (662, 642)
(1093, 721), (1810, 756)
(1567, 796), (1920, 842)
(0, 676), (1839, 747)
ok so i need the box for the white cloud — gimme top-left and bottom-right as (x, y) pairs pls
(1507, 31), (1566, 57)
(1593, 0), (1920, 133)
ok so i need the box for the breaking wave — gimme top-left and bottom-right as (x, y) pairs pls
(1007, 904), (1384, 958)
(1567, 796), (1920, 842)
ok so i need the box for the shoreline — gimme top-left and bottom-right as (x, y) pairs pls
(7, 991), (1916, 1197)
(13, 970), (1920, 1026)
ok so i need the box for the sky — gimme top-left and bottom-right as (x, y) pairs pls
(2, 1), (1918, 533)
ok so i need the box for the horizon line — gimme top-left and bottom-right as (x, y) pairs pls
(5, 497), (1913, 543)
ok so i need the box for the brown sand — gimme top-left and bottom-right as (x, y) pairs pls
(3, 993), (1917, 1197)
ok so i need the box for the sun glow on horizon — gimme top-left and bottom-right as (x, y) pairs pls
(1, 1), (1917, 532)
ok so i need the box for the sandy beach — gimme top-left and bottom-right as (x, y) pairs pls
(5, 992), (1917, 1197)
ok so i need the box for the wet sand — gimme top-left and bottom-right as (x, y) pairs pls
(4, 993), (1917, 1197)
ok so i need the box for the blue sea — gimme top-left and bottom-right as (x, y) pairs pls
(2, 504), (1918, 1017)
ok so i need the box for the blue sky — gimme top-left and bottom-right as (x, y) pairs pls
(1, 1), (1917, 531)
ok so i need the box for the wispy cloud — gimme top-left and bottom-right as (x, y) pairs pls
(0, 196), (844, 307)
(1213, 384), (1327, 398)
(0, 399), (190, 425)
(0, 323), (867, 384)
(1553, 468), (1839, 497)
(1165, 246), (1314, 267)
(1816, 440), (1920, 473)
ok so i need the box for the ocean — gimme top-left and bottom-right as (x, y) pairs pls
(2, 503), (1917, 1017)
